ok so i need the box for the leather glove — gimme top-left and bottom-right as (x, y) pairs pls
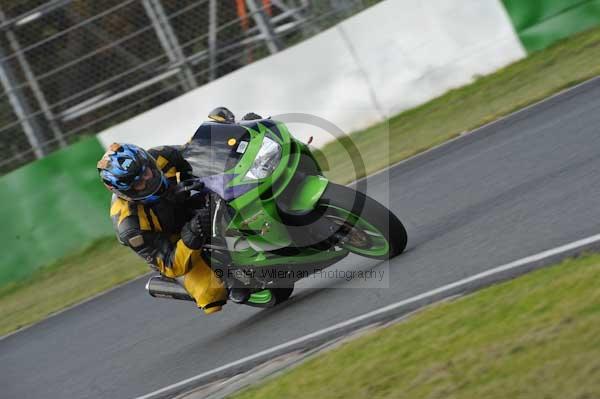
(191, 208), (212, 235)
(173, 179), (205, 203)
(181, 209), (211, 249)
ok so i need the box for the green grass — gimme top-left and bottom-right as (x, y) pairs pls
(320, 25), (600, 183)
(3, 25), (600, 336)
(233, 254), (600, 399)
(0, 237), (147, 336)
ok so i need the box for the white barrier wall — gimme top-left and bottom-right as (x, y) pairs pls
(98, 0), (526, 149)
(343, 0), (527, 116)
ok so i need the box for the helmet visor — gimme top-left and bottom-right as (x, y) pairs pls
(122, 163), (164, 201)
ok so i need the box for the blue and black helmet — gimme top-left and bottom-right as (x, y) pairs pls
(97, 143), (167, 202)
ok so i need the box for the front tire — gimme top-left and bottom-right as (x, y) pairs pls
(318, 182), (407, 259)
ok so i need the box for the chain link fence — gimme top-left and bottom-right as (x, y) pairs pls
(0, 0), (380, 175)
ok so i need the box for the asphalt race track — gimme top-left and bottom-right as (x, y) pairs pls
(2, 78), (600, 399)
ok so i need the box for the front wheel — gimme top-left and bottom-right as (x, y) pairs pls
(318, 182), (407, 260)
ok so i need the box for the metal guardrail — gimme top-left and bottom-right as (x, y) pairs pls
(0, 0), (378, 175)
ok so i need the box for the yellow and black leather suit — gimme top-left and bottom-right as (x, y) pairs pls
(109, 145), (227, 314)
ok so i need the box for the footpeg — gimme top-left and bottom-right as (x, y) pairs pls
(228, 287), (251, 303)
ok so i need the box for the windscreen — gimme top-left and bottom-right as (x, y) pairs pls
(182, 122), (250, 177)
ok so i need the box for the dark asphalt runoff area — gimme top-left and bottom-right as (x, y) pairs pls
(2, 77), (600, 399)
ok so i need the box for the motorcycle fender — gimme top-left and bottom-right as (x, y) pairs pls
(289, 175), (329, 212)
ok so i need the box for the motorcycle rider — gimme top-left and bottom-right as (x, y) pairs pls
(97, 110), (260, 313)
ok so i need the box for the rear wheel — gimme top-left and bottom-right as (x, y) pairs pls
(318, 182), (407, 259)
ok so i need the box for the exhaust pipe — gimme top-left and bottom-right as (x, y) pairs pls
(145, 276), (194, 301)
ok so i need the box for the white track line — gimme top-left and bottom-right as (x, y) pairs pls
(136, 232), (600, 399)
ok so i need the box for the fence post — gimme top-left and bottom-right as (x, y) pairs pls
(0, 43), (45, 159)
(0, 7), (65, 150)
(246, 0), (283, 54)
(208, 0), (218, 81)
(142, 0), (197, 91)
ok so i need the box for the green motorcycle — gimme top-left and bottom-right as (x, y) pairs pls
(146, 109), (407, 308)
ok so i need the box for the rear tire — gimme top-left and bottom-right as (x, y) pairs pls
(318, 182), (407, 259)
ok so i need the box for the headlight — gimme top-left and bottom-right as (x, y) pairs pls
(245, 137), (281, 180)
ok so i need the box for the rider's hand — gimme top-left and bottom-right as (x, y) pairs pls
(190, 208), (211, 235)
(181, 209), (211, 249)
(173, 179), (204, 202)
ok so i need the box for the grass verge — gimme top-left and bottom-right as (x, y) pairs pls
(0, 237), (147, 336)
(233, 254), (600, 399)
(3, 26), (600, 336)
